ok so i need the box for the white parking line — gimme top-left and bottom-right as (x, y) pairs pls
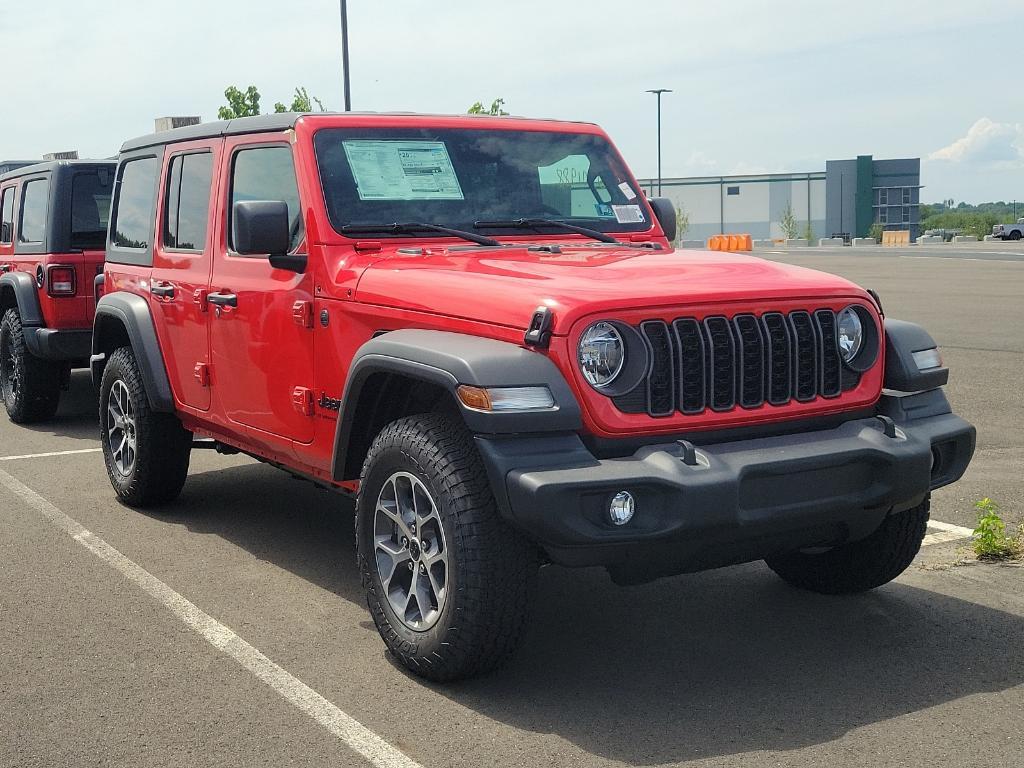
(0, 467), (422, 768)
(0, 448), (102, 462)
(923, 520), (975, 547)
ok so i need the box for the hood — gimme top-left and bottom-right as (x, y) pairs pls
(353, 244), (873, 334)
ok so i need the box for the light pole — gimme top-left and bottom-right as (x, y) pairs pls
(339, 0), (352, 111)
(646, 88), (672, 196)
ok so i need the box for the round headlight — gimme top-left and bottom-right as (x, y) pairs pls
(837, 306), (864, 363)
(578, 321), (625, 389)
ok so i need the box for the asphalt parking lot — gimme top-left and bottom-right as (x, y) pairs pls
(2, 245), (1022, 768)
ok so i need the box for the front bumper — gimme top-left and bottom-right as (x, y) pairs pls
(476, 390), (975, 578)
(23, 327), (92, 362)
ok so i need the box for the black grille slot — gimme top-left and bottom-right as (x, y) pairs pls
(761, 312), (792, 404)
(732, 314), (765, 408)
(814, 309), (842, 397)
(704, 317), (736, 411)
(673, 319), (706, 413)
(789, 311), (818, 402)
(640, 320), (675, 416)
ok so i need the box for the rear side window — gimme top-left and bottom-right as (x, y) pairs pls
(19, 179), (49, 243)
(112, 157), (158, 250)
(163, 152), (213, 251)
(70, 170), (113, 250)
(0, 188), (13, 243)
(230, 146), (303, 252)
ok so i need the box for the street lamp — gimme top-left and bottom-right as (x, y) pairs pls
(645, 88), (672, 196)
(339, 0), (352, 111)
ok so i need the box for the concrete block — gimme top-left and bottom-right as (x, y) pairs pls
(983, 235), (999, 242)
(785, 239), (808, 247)
(818, 238), (845, 247)
(917, 235), (943, 244)
(952, 235), (978, 243)
(679, 239), (705, 249)
(851, 237), (877, 247)
(754, 239), (777, 248)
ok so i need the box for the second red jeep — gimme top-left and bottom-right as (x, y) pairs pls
(93, 113), (975, 681)
(0, 160), (114, 422)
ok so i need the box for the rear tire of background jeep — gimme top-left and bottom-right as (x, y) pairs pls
(1010, 231), (1022, 241)
(355, 413), (539, 682)
(0, 309), (61, 424)
(765, 497), (930, 594)
(99, 346), (192, 508)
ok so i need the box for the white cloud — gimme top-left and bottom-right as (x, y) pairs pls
(929, 118), (1024, 165)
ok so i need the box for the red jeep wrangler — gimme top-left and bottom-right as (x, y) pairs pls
(0, 160), (114, 422)
(93, 113), (975, 681)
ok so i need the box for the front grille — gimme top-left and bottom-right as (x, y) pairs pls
(614, 309), (848, 417)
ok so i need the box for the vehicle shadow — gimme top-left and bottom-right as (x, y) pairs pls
(167, 462), (1024, 765)
(18, 370), (99, 443)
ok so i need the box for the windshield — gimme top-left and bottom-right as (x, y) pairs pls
(312, 127), (651, 238)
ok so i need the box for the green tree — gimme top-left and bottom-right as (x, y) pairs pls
(217, 85), (261, 119)
(802, 220), (815, 243)
(779, 203), (799, 239)
(468, 98), (509, 116)
(674, 204), (690, 244)
(274, 86), (326, 113)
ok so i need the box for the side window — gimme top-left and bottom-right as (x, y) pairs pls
(111, 157), (159, 250)
(0, 188), (13, 244)
(163, 152), (213, 250)
(70, 170), (113, 250)
(18, 179), (49, 243)
(230, 146), (303, 252)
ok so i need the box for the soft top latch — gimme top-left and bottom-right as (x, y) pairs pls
(524, 306), (553, 349)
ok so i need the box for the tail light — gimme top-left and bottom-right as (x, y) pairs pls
(47, 265), (77, 297)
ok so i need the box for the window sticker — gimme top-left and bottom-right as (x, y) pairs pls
(618, 182), (637, 200)
(342, 140), (464, 201)
(594, 203), (615, 218)
(612, 204), (645, 224)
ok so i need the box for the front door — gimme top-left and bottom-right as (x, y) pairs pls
(208, 137), (315, 444)
(150, 142), (219, 411)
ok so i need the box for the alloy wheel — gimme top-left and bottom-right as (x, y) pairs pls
(373, 471), (450, 631)
(106, 380), (137, 477)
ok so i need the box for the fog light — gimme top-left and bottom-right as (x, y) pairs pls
(608, 491), (635, 526)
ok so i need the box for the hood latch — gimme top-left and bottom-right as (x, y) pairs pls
(524, 306), (553, 349)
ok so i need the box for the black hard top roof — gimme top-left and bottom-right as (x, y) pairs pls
(119, 111), (594, 153)
(0, 158), (116, 184)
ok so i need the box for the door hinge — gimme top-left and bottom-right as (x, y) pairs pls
(193, 363), (210, 387)
(193, 289), (209, 312)
(292, 386), (314, 417)
(292, 300), (314, 328)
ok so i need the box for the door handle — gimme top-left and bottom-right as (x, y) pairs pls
(207, 292), (238, 308)
(151, 282), (175, 299)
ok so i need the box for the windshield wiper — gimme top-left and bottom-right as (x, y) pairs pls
(474, 218), (621, 245)
(340, 222), (501, 247)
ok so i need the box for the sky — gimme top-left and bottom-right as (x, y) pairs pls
(1, 0), (1020, 203)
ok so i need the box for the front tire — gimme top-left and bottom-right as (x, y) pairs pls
(0, 308), (61, 423)
(99, 346), (192, 507)
(765, 497), (930, 594)
(356, 413), (538, 682)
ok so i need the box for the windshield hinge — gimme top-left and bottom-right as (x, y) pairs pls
(524, 306), (553, 349)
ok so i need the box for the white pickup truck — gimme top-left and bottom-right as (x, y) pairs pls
(992, 218), (1024, 240)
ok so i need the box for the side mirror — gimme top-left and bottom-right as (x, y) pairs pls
(649, 197), (676, 243)
(233, 200), (306, 273)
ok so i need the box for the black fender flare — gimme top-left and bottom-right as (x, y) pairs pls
(91, 292), (174, 412)
(0, 271), (44, 326)
(884, 319), (949, 393)
(331, 329), (582, 482)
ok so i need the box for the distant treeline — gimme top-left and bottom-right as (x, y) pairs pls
(920, 201), (1023, 238)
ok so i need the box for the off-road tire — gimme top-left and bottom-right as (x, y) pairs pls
(1010, 230), (1022, 241)
(99, 346), (192, 507)
(0, 309), (62, 423)
(356, 413), (538, 682)
(765, 497), (930, 594)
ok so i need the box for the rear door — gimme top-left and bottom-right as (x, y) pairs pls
(208, 136), (315, 443)
(150, 141), (219, 412)
(0, 183), (15, 273)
